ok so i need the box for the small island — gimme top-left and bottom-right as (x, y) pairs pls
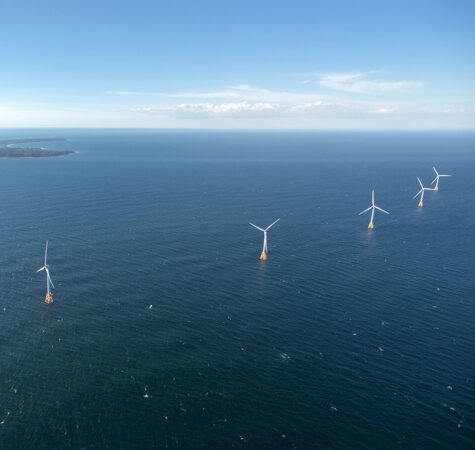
(0, 138), (74, 158)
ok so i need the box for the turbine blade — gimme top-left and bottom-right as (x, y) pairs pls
(46, 269), (55, 289)
(431, 176), (438, 185)
(37, 267), (45, 272)
(440, 174), (452, 177)
(249, 222), (265, 232)
(265, 218), (280, 231)
(375, 206), (389, 214)
(372, 190), (375, 206)
(45, 240), (48, 266)
(417, 177), (423, 189)
(413, 189), (422, 199)
(359, 206), (372, 215)
(433, 166), (439, 176)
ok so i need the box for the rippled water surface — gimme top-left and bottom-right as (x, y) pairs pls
(0, 130), (474, 449)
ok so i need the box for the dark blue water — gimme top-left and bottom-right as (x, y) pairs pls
(0, 130), (474, 449)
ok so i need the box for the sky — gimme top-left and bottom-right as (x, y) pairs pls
(0, 0), (474, 129)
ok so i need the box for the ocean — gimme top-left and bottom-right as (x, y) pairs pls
(0, 130), (473, 449)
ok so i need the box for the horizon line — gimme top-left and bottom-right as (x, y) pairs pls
(1, 127), (475, 132)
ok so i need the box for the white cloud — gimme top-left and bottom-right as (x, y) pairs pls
(132, 102), (278, 116)
(286, 101), (341, 113)
(317, 72), (422, 94)
(128, 98), (475, 121)
(130, 107), (155, 113)
(174, 101), (276, 115)
(131, 100), (348, 117)
(373, 107), (394, 114)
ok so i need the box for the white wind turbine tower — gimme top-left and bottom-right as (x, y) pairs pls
(249, 218), (280, 260)
(431, 166), (452, 191)
(413, 177), (435, 207)
(37, 240), (55, 304)
(359, 190), (389, 229)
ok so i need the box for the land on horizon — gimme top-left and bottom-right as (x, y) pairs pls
(0, 138), (74, 158)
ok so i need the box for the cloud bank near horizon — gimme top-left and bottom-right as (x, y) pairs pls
(1, 72), (473, 129)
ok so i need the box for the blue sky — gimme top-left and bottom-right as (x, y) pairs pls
(1, 0), (474, 128)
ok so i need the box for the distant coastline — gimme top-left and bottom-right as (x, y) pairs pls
(0, 138), (74, 158)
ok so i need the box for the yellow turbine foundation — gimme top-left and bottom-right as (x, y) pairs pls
(45, 293), (53, 304)
(418, 201), (423, 207)
(260, 252), (267, 260)
(434, 186), (438, 191)
(368, 222), (374, 229)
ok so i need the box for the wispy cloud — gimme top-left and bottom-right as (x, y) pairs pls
(109, 90), (241, 99)
(316, 72), (422, 94)
(108, 73), (422, 109)
(108, 85), (327, 103)
(103, 74), (475, 127)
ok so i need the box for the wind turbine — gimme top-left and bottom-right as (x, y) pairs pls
(413, 177), (435, 207)
(37, 240), (54, 304)
(359, 190), (389, 229)
(249, 218), (280, 260)
(431, 166), (452, 191)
